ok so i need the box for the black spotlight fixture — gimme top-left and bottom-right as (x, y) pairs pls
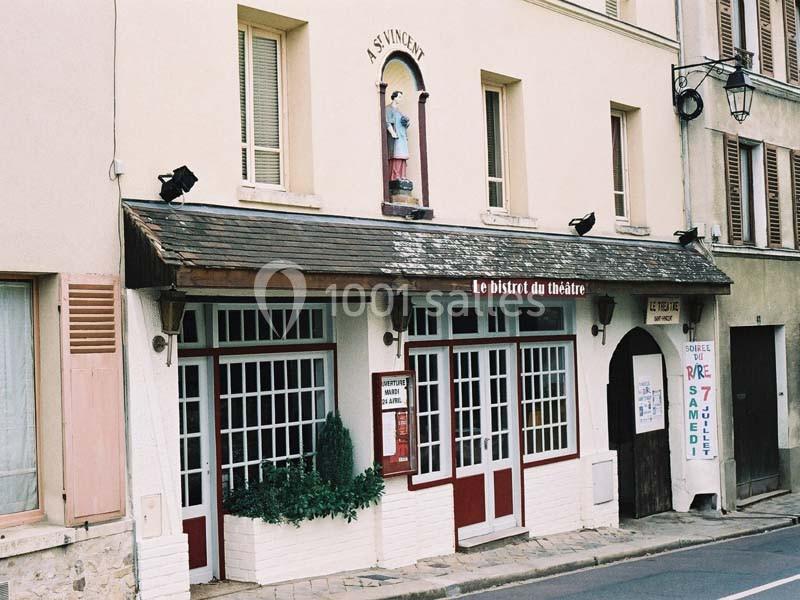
(674, 227), (699, 246)
(672, 55), (755, 123)
(158, 166), (198, 203)
(569, 212), (596, 236)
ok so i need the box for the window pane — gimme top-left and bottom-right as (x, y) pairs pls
(255, 150), (281, 185)
(252, 35), (280, 148)
(611, 114), (625, 218)
(489, 181), (504, 209)
(739, 145), (753, 243)
(0, 282), (38, 516)
(485, 90), (502, 178)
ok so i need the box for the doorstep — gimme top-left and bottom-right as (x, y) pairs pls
(457, 526), (529, 553)
(190, 503), (800, 600)
(736, 489), (790, 509)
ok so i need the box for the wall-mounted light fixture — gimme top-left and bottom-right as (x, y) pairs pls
(682, 297), (704, 342)
(153, 286), (187, 366)
(383, 292), (412, 358)
(674, 227), (699, 246)
(158, 165), (198, 204)
(569, 212), (596, 237)
(672, 56), (755, 122)
(591, 295), (616, 345)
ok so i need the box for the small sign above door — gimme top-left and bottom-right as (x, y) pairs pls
(471, 278), (587, 297)
(646, 297), (681, 325)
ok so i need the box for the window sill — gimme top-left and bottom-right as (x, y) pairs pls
(239, 186), (321, 209)
(615, 223), (651, 236)
(480, 211), (538, 229)
(0, 517), (133, 559)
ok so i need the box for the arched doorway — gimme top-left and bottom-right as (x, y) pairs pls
(607, 328), (672, 518)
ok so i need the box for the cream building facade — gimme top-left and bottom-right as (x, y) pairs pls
(0, 1), (739, 598)
(679, 0), (800, 509)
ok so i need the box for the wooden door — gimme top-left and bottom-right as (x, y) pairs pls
(607, 328), (672, 518)
(453, 346), (518, 540)
(179, 359), (215, 583)
(731, 327), (780, 499)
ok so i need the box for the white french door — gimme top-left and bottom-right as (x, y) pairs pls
(453, 345), (519, 540)
(178, 358), (216, 584)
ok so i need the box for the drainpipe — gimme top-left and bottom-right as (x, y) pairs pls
(675, 0), (692, 230)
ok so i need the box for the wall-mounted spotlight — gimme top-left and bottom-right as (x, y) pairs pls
(591, 295), (616, 345)
(383, 292), (411, 358)
(158, 165), (198, 203)
(674, 227), (699, 246)
(682, 297), (704, 342)
(569, 212), (596, 237)
(404, 208), (427, 221)
(672, 56), (755, 122)
(153, 286), (187, 366)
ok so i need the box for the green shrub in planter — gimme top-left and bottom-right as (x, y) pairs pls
(316, 411), (354, 488)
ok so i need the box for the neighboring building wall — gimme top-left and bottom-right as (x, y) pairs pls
(681, 0), (800, 507)
(0, 521), (135, 600)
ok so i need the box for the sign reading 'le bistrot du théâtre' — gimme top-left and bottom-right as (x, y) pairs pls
(366, 29), (425, 64)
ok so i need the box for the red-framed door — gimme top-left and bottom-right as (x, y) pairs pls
(179, 358), (217, 584)
(453, 344), (519, 540)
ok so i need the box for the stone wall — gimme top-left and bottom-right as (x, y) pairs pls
(0, 528), (134, 600)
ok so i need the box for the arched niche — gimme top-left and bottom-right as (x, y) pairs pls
(379, 51), (431, 217)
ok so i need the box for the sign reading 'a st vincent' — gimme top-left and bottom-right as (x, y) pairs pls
(366, 29), (425, 64)
(684, 341), (718, 459)
(471, 279), (587, 297)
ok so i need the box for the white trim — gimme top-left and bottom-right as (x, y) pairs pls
(482, 83), (509, 212)
(409, 347), (452, 485)
(611, 110), (630, 222)
(519, 340), (577, 463)
(775, 326), (789, 449)
(239, 23), (286, 190)
(213, 303), (331, 347)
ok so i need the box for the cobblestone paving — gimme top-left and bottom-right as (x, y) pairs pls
(192, 493), (800, 600)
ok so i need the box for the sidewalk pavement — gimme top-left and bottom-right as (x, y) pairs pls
(191, 492), (800, 600)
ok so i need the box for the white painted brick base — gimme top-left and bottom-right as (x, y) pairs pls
(136, 534), (190, 600)
(523, 453), (618, 537)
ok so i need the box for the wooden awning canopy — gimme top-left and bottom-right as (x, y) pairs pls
(123, 200), (731, 295)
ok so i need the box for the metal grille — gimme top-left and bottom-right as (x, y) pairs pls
(0, 581), (9, 600)
(68, 283), (116, 354)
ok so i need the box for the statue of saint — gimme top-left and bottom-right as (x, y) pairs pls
(386, 91), (412, 184)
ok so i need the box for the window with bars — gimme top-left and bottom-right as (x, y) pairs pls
(409, 349), (450, 481)
(520, 342), (576, 461)
(454, 350), (483, 468)
(610, 111), (629, 220)
(219, 353), (332, 490)
(484, 85), (507, 210)
(239, 24), (284, 188)
(216, 306), (326, 346)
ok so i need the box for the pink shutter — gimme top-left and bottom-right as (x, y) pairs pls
(60, 274), (125, 525)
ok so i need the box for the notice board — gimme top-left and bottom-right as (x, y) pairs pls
(632, 354), (666, 434)
(372, 371), (417, 477)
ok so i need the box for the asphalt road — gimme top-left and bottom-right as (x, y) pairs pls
(462, 525), (800, 599)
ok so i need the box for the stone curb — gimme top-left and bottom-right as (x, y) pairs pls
(368, 518), (799, 600)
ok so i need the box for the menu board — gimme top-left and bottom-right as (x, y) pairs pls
(372, 371), (417, 477)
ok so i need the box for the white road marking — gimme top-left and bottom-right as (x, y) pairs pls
(718, 574), (800, 599)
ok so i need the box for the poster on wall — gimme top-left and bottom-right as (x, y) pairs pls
(632, 354), (666, 433)
(372, 371), (418, 477)
(683, 341), (718, 459)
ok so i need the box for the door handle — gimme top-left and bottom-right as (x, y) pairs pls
(484, 437), (490, 450)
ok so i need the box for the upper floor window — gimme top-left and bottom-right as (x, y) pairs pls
(610, 111), (629, 221)
(484, 84), (508, 211)
(239, 24), (284, 188)
(738, 143), (756, 244)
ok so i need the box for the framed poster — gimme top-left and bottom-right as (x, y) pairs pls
(632, 354), (666, 434)
(372, 371), (418, 477)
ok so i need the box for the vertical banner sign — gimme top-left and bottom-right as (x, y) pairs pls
(632, 354), (666, 433)
(683, 342), (718, 459)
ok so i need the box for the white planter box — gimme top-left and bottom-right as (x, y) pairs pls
(224, 509), (378, 585)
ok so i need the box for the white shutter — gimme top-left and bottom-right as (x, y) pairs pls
(251, 32), (281, 185)
(238, 29), (248, 181)
(606, 0), (619, 18)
